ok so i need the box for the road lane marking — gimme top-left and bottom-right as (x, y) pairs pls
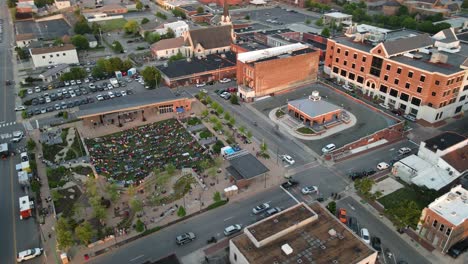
(129, 255), (144, 262)
(223, 216), (233, 222)
(280, 186), (300, 204)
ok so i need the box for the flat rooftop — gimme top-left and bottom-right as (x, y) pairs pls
(428, 185), (468, 226)
(232, 203), (375, 264)
(324, 12), (352, 19)
(424, 132), (466, 153)
(237, 43), (312, 63)
(441, 145), (468, 173)
(226, 153), (269, 180)
(15, 19), (71, 40)
(157, 52), (236, 79)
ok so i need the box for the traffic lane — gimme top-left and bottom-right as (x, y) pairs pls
(337, 196), (430, 264)
(0, 159), (17, 264)
(91, 187), (297, 264)
(334, 140), (419, 175)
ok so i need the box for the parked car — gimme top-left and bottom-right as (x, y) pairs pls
(252, 203), (270, 214)
(447, 238), (468, 258)
(34, 86), (41, 93)
(281, 180), (299, 189)
(227, 87), (237, 93)
(377, 162), (390, 170)
(342, 84), (353, 92)
(196, 82), (206, 87)
(347, 216), (359, 234)
(360, 228), (371, 244)
(379, 103), (390, 110)
(371, 237), (382, 251)
(219, 78), (231, 83)
(281, 155), (295, 165)
(15, 105), (26, 111)
(391, 109), (403, 116)
(17, 248), (43, 262)
(338, 208), (347, 224)
(403, 114), (416, 122)
(322, 143), (336, 154)
(222, 92), (231, 100)
(398, 147), (411, 155)
(176, 232), (196, 245)
(301, 186), (318, 195)
(220, 92), (230, 98)
(266, 207), (281, 216)
(27, 89), (33, 94)
(224, 224), (242, 236)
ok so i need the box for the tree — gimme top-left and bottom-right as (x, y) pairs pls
(321, 27), (330, 38)
(386, 200), (421, 229)
(164, 28), (175, 39)
(74, 19), (92, 35)
(201, 109), (209, 118)
(327, 201), (337, 215)
(224, 111), (231, 120)
(145, 32), (161, 44)
(112, 40), (124, 53)
(124, 20), (139, 34)
(130, 198), (143, 213)
(75, 221), (95, 245)
(15, 47), (28, 60)
(53, 38), (64, 46)
(228, 116), (236, 126)
(89, 196), (106, 221)
(207, 167), (217, 181)
(305, 19), (311, 25)
(177, 206), (186, 217)
(71, 35), (90, 50)
(172, 9), (187, 19)
(26, 138), (36, 151)
(213, 191), (221, 202)
(315, 18), (323, 26)
(216, 105), (224, 115)
(135, 219), (145, 232)
(245, 15), (250, 20)
(106, 183), (119, 202)
(141, 18), (149, 24)
(354, 178), (374, 198)
(56, 218), (74, 250)
(91, 22), (101, 35)
(239, 126), (246, 135)
(141, 66), (161, 88)
(246, 130), (252, 140)
(402, 17), (417, 29)
(122, 59), (133, 71)
(463, 0), (468, 8)
(156, 12), (167, 20)
(165, 163), (176, 176)
(230, 94), (239, 105)
(168, 51), (184, 62)
(136, 0), (143, 10)
(7, 0), (16, 8)
(197, 6), (204, 14)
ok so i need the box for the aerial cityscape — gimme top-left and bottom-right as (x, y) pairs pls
(0, 0), (467, 263)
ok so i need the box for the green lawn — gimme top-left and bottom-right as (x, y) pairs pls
(98, 18), (128, 32)
(297, 127), (315, 134)
(378, 184), (440, 211)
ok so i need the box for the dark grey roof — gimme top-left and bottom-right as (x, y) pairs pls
(189, 25), (232, 49)
(288, 98), (341, 118)
(447, 3), (460, 11)
(424, 132), (466, 153)
(84, 34), (97, 42)
(383, 34), (433, 56)
(76, 88), (184, 117)
(437, 28), (458, 43)
(39, 64), (69, 78)
(157, 52), (236, 79)
(457, 32), (468, 43)
(227, 153), (269, 180)
(15, 19), (71, 40)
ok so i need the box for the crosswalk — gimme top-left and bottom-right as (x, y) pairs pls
(0, 121), (16, 128)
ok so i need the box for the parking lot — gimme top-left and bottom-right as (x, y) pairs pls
(252, 83), (397, 154)
(236, 6), (319, 26)
(20, 74), (149, 118)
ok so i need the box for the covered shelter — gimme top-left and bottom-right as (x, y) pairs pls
(226, 153), (269, 188)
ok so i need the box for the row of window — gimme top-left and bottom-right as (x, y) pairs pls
(41, 52), (68, 59)
(333, 47), (367, 63)
(431, 219), (452, 236)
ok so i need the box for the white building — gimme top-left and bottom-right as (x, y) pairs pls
(54, 0), (71, 9)
(150, 37), (185, 59)
(323, 12), (352, 27)
(154, 21), (189, 38)
(84, 34), (98, 48)
(156, 0), (198, 10)
(393, 132), (468, 190)
(16, 33), (37, 48)
(29, 44), (79, 68)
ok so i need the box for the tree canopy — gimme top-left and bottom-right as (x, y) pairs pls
(71, 35), (90, 50)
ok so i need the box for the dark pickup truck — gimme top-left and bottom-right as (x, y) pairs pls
(281, 180), (299, 189)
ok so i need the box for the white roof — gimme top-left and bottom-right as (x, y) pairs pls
(324, 12), (352, 19)
(428, 185), (468, 226)
(356, 24), (391, 34)
(164, 20), (188, 28)
(18, 171), (29, 182)
(237, 43), (308, 63)
(19, 196), (32, 211)
(250, 0), (267, 4)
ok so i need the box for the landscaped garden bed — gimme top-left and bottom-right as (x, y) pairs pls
(297, 127), (315, 134)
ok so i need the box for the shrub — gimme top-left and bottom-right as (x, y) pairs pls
(135, 219), (145, 232)
(18, 89), (27, 98)
(177, 206), (186, 217)
(199, 130), (212, 139)
(213, 191), (221, 202)
(207, 200), (228, 210)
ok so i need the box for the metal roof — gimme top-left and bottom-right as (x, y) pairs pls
(288, 98), (341, 118)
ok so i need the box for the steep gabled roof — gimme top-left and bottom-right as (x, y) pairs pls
(381, 34), (433, 56)
(151, 37), (185, 51)
(188, 25), (232, 49)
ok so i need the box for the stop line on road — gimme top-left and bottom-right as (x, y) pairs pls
(0, 121), (16, 127)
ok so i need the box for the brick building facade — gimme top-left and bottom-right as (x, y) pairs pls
(417, 185), (468, 252)
(324, 28), (468, 124)
(237, 43), (319, 101)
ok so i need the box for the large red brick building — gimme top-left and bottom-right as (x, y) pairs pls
(324, 27), (468, 124)
(237, 43), (319, 101)
(417, 185), (468, 252)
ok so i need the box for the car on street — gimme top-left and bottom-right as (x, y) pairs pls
(196, 82), (206, 87)
(17, 248), (43, 262)
(27, 89), (33, 94)
(398, 147), (411, 155)
(281, 155), (295, 165)
(252, 203), (270, 214)
(12, 131), (24, 143)
(266, 207), (281, 216)
(338, 208), (347, 224)
(108, 91), (115, 98)
(301, 186), (318, 195)
(447, 238), (468, 258)
(224, 224), (242, 236)
(379, 103), (390, 110)
(176, 232), (196, 245)
(347, 216), (359, 234)
(322, 143), (336, 154)
(15, 105), (26, 111)
(360, 228), (371, 244)
(403, 114), (416, 122)
(371, 236), (382, 251)
(342, 84), (353, 92)
(281, 180), (299, 189)
(45, 97), (51, 103)
(89, 83), (95, 89)
(219, 78), (231, 83)
(200, 89), (207, 94)
(377, 162), (390, 170)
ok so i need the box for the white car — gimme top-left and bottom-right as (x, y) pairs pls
(76, 79), (82, 84)
(108, 91), (115, 98)
(15, 105), (26, 111)
(12, 131), (24, 143)
(88, 83), (96, 89)
(379, 103), (390, 110)
(322, 143), (336, 154)
(360, 228), (371, 244)
(252, 203), (270, 214)
(200, 89), (208, 94)
(107, 83), (113, 90)
(398, 147), (411, 155)
(70, 91), (76, 98)
(45, 97), (51, 103)
(377, 162), (390, 170)
(196, 82), (206, 87)
(27, 89), (33, 94)
(64, 81), (70, 86)
(96, 94), (104, 101)
(121, 90), (127, 96)
(84, 78), (89, 83)
(224, 224), (242, 236)
(282, 155), (295, 165)
(34, 86), (41, 93)
(17, 248), (43, 262)
(219, 78), (231, 83)
(342, 84), (353, 92)
(220, 92), (230, 98)
(301, 186), (318, 195)
(70, 80), (76, 85)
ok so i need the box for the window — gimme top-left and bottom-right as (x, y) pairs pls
(234, 253), (237, 261)
(432, 92), (436, 96)
(62, 53), (66, 56)
(363, 57), (366, 62)
(417, 87), (422, 93)
(56, 54), (59, 57)
(411, 97), (421, 106)
(446, 228), (451, 236)
(352, 63), (355, 69)
(394, 79), (399, 85)
(397, 68), (402, 74)
(42, 56), (45, 59)
(340, 69), (347, 77)
(428, 103), (433, 107)
(360, 66), (364, 72)
(384, 75), (388, 81)
(331, 46), (334, 50)
(344, 61), (347, 66)
(329, 55), (332, 59)
(380, 84), (388, 93)
(389, 89), (398, 97)
(447, 80), (450, 85)
(345, 51), (349, 56)
(357, 76), (364, 84)
(449, 98), (456, 104)
(336, 58), (339, 63)
(420, 75), (425, 82)
(439, 224), (445, 232)
(337, 48), (341, 53)
(460, 95), (466, 102)
(405, 83), (410, 89)
(400, 93), (409, 102)
(370, 56), (383, 77)
(386, 64), (391, 71)
(349, 72), (355, 80)
(49, 55), (53, 58)
(353, 53), (357, 59)
(464, 85), (468, 91)
(435, 80), (440, 85)
(333, 67), (339, 74)
(453, 88), (459, 94)
(408, 72), (413, 78)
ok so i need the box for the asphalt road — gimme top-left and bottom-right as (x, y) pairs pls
(90, 187), (298, 264)
(336, 196), (430, 264)
(0, 2), (41, 263)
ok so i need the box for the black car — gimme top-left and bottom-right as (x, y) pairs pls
(115, 91), (122, 97)
(33, 108), (40, 115)
(64, 93), (71, 99)
(27, 110), (34, 117)
(447, 238), (468, 258)
(67, 102), (74, 108)
(371, 237), (382, 251)
(281, 180), (299, 189)
(347, 216), (359, 234)
(126, 89), (134, 95)
(87, 97), (95, 103)
(80, 99), (88, 105)
(74, 100), (81, 107)
(46, 106), (54, 112)
(31, 99), (39, 105)
(103, 94), (110, 100)
(38, 97), (45, 104)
